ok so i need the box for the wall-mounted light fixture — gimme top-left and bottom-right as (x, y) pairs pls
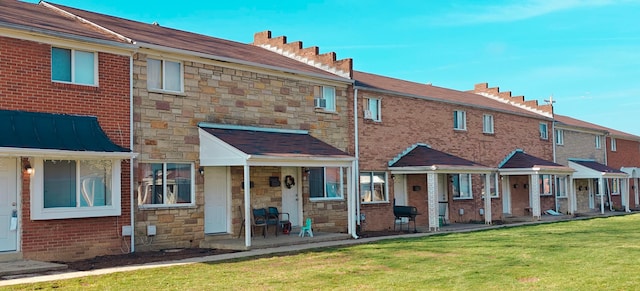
(513, 184), (518, 189)
(578, 186), (583, 191)
(523, 183), (528, 189)
(198, 166), (204, 176)
(412, 185), (421, 191)
(24, 163), (33, 175)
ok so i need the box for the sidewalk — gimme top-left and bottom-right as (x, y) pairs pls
(0, 211), (630, 287)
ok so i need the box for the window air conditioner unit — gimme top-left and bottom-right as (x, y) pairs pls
(363, 110), (373, 119)
(314, 98), (326, 108)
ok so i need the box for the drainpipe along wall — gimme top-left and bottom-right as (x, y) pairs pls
(129, 54), (135, 253)
(353, 88), (360, 238)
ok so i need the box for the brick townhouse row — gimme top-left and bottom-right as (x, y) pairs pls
(0, 0), (638, 262)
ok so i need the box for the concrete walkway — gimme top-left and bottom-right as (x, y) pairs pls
(0, 211), (631, 287)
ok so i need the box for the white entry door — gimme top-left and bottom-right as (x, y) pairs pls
(204, 167), (228, 234)
(281, 167), (300, 226)
(393, 174), (407, 205)
(0, 158), (17, 251)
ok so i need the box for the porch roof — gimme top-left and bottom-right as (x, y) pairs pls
(0, 109), (134, 158)
(621, 167), (640, 178)
(198, 123), (354, 167)
(388, 143), (494, 173)
(498, 149), (573, 175)
(569, 160), (628, 179)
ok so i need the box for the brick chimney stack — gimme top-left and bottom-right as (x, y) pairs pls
(253, 30), (353, 79)
(470, 83), (553, 117)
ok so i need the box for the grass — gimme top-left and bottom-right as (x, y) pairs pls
(8, 214), (640, 290)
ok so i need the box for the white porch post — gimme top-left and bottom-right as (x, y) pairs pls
(622, 178), (630, 212)
(599, 177), (605, 214)
(568, 174), (575, 215)
(243, 164), (251, 248)
(484, 174), (492, 225)
(635, 178), (639, 208)
(530, 174), (541, 219)
(427, 172), (438, 231)
(347, 163), (356, 238)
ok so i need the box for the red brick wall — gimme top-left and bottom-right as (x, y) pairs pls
(0, 36), (131, 261)
(356, 90), (553, 231)
(605, 137), (640, 210)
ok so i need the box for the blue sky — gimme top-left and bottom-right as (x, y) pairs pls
(28, 0), (640, 135)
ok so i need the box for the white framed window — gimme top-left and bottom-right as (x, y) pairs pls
(51, 47), (97, 85)
(611, 138), (617, 152)
(609, 178), (620, 195)
(31, 158), (122, 220)
(595, 135), (602, 149)
(314, 86), (336, 112)
(137, 162), (195, 207)
(539, 174), (553, 196)
(360, 172), (387, 203)
(364, 98), (381, 121)
(147, 58), (183, 92)
(482, 114), (494, 134)
(452, 174), (472, 199)
(555, 129), (564, 145)
(482, 173), (499, 198)
(555, 176), (567, 198)
(453, 110), (466, 130)
(539, 123), (549, 140)
(309, 167), (343, 199)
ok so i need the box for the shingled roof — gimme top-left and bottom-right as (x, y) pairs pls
(353, 71), (549, 118)
(388, 144), (492, 172)
(42, 2), (349, 81)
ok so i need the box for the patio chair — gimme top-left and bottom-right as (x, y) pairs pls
(267, 207), (291, 235)
(299, 217), (313, 237)
(252, 208), (268, 238)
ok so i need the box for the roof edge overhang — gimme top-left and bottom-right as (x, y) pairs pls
(0, 147), (136, 159)
(389, 165), (496, 174)
(354, 86), (551, 121)
(621, 167), (640, 178)
(498, 166), (575, 176)
(137, 42), (354, 84)
(569, 161), (629, 179)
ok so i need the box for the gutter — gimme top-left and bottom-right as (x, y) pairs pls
(353, 88), (360, 239)
(129, 54), (135, 253)
(0, 22), (136, 49)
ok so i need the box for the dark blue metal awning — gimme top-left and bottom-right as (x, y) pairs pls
(0, 109), (133, 157)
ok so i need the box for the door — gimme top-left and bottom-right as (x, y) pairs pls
(281, 167), (300, 226)
(204, 167), (228, 234)
(393, 174), (407, 205)
(0, 158), (17, 251)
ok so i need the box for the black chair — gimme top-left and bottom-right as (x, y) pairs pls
(268, 207), (291, 235)
(252, 208), (268, 238)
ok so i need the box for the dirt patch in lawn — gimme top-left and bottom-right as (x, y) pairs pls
(57, 248), (238, 271)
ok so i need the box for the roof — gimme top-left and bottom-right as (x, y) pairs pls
(44, 2), (349, 81)
(388, 144), (492, 173)
(555, 114), (640, 141)
(499, 149), (573, 174)
(0, 1), (124, 43)
(353, 71), (548, 119)
(198, 123), (353, 167)
(569, 159), (627, 178)
(0, 109), (131, 155)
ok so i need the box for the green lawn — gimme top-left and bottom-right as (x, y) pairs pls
(9, 214), (640, 290)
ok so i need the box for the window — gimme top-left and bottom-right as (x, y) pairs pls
(147, 58), (182, 92)
(360, 172), (387, 203)
(482, 114), (494, 134)
(31, 158), (122, 220)
(315, 86), (336, 112)
(609, 178), (620, 195)
(611, 138), (617, 152)
(595, 136), (602, 149)
(364, 98), (381, 121)
(555, 176), (567, 197)
(555, 129), (564, 145)
(539, 174), (553, 195)
(137, 162), (194, 206)
(309, 167), (343, 199)
(453, 110), (466, 130)
(539, 123), (548, 140)
(482, 173), (499, 198)
(51, 47), (96, 85)
(452, 174), (472, 199)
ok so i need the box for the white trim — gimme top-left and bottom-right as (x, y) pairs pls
(51, 46), (99, 86)
(30, 158), (122, 220)
(0, 147), (136, 159)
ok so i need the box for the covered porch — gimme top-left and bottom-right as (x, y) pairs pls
(499, 150), (575, 220)
(388, 144), (496, 231)
(570, 160), (630, 213)
(621, 167), (640, 209)
(198, 123), (357, 250)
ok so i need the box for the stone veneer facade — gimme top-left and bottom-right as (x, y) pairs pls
(132, 52), (351, 250)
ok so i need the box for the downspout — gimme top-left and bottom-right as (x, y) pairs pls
(129, 54), (135, 253)
(353, 88), (360, 239)
(551, 120), (558, 212)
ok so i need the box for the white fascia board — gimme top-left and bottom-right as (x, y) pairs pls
(621, 167), (640, 178)
(0, 147), (136, 159)
(568, 161), (625, 179)
(389, 166), (495, 174)
(247, 155), (354, 167)
(198, 128), (248, 166)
